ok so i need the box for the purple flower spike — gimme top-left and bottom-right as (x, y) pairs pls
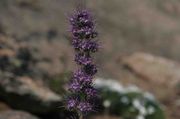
(66, 8), (99, 115)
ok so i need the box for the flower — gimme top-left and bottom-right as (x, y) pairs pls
(67, 97), (79, 110)
(73, 69), (92, 84)
(84, 87), (97, 97)
(77, 102), (92, 112)
(70, 10), (94, 29)
(74, 53), (92, 65)
(83, 64), (97, 76)
(72, 39), (99, 52)
(80, 40), (99, 52)
(66, 9), (99, 114)
(68, 81), (82, 92)
(72, 27), (97, 39)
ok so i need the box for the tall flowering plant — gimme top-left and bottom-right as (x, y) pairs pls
(66, 7), (99, 117)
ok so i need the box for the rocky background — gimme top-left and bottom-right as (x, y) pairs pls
(0, 0), (180, 119)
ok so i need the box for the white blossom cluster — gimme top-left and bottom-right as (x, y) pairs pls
(94, 78), (160, 119)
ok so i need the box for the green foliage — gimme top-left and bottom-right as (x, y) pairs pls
(48, 71), (72, 95)
(95, 79), (165, 119)
(102, 90), (165, 119)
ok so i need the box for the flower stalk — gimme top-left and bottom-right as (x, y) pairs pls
(66, 1), (99, 117)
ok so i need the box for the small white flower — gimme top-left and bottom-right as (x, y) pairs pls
(120, 96), (129, 104)
(126, 85), (141, 93)
(103, 100), (111, 108)
(147, 106), (155, 115)
(139, 106), (147, 116)
(136, 115), (145, 119)
(133, 99), (141, 108)
(144, 92), (155, 100)
(94, 78), (124, 92)
(133, 99), (147, 116)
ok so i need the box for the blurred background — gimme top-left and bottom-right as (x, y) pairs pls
(0, 0), (179, 119)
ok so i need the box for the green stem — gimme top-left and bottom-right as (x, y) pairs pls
(80, 115), (83, 119)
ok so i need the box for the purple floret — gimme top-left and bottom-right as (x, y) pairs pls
(67, 98), (79, 110)
(72, 39), (99, 52)
(70, 10), (94, 29)
(77, 102), (92, 113)
(72, 38), (81, 49)
(84, 87), (97, 97)
(80, 40), (99, 52)
(68, 81), (82, 92)
(72, 27), (97, 39)
(83, 64), (97, 76)
(73, 69), (93, 84)
(75, 53), (92, 65)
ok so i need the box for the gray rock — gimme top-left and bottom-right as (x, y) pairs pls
(122, 53), (180, 87)
(0, 73), (62, 114)
(0, 111), (39, 119)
